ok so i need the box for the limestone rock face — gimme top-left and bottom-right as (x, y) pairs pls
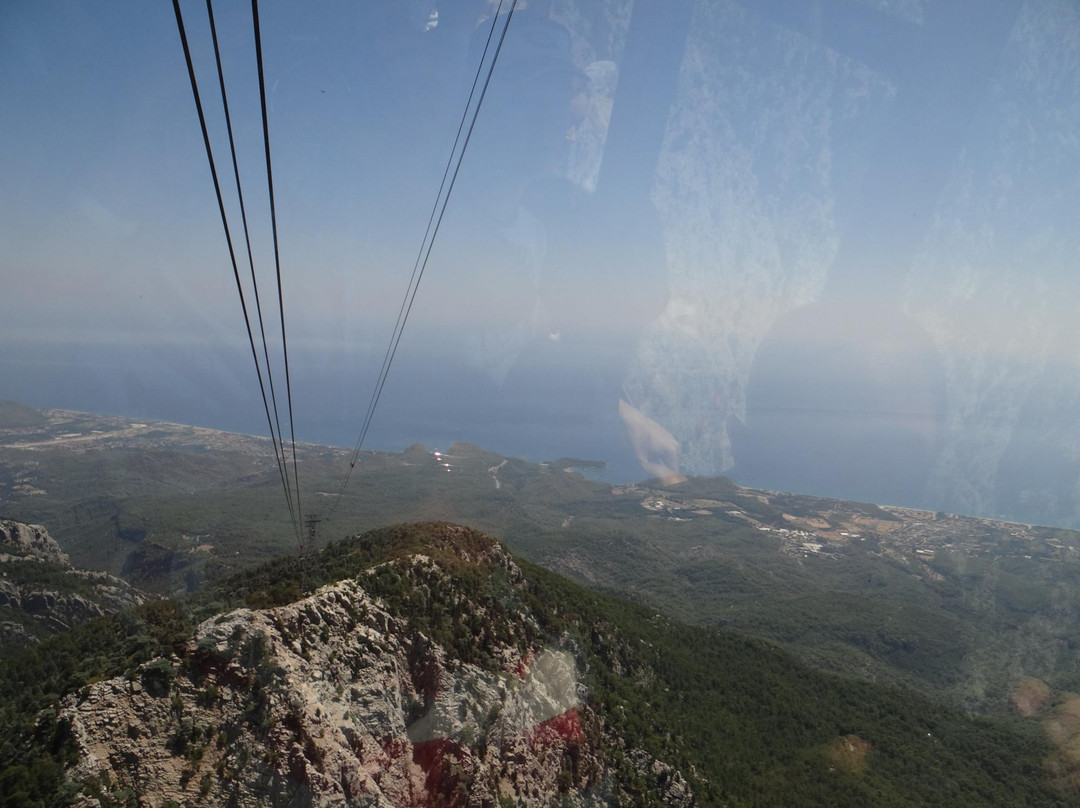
(0, 519), (145, 642)
(0, 518), (69, 564)
(60, 549), (675, 807)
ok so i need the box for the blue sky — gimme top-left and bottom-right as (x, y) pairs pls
(5, 1), (1074, 348)
(1, 1), (459, 346)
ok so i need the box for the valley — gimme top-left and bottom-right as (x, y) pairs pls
(4, 403), (1080, 716)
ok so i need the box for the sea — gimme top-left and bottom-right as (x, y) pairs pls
(4, 337), (1079, 530)
(0, 338), (642, 482)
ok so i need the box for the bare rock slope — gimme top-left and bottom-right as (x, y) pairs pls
(0, 518), (69, 564)
(0, 518), (145, 644)
(62, 526), (689, 807)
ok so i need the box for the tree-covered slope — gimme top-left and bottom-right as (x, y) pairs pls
(0, 523), (1070, 807)
(6, 408), (1080, 715)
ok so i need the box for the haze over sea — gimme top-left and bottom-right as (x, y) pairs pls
(0, 338), (638, 481)
(5, 335), (1079, 534)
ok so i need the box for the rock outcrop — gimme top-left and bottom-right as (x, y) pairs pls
(60, 538), (688, 807)
(0, 518), (145, 642)
(0, 518), (69, 564)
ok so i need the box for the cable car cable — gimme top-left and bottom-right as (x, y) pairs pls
(347, 0), (507, 478)
(252, 0), (305, 540)
(171, 0), (301, 545)
(328, 1), (519, 520)
(204, 0), (297, 533)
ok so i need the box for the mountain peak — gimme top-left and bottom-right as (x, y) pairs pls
(59, 527), (662, 808)
(354, 521), (511, 567)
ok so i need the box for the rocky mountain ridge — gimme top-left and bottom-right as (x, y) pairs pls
(2, 522), (1072, 807)
(1, 518), (70, 564)
(0, 518), (145, 645)
(61, 529), (689, 807)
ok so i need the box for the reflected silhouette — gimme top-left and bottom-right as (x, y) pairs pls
(432, 2), (686, 478)
(732, 0), (1019, 506)
(732, 302), (944, 505)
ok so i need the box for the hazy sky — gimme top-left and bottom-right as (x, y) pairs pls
(0, 1), (667, 345)
(2, 1), (463, 345)
(5, 1), (1076, 344)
